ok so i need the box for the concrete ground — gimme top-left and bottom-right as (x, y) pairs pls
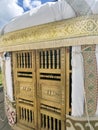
(0, 87), (31, 130)
(0, 87), (12, 130)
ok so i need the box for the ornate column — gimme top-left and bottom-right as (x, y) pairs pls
(82, 45), (98, 116)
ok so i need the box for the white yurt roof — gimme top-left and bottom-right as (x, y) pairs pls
(1, 0), (98, 35)
(1, 0), (75, 34)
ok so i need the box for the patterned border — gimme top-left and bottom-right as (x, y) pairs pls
(81, 45), (98, 116)
(1, 15), (98, 51)
(66, 115), (98, 130)
(5, 96), (16, 126)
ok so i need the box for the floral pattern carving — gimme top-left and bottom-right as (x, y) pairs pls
(1, 15), (98, 52)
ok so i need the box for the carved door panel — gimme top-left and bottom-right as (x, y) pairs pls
(13, 48), (67, 130)
(12, 51), (37, 130)
(36, 48), (66, 130)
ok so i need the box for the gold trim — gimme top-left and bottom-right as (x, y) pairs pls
(1, 15), (98, 51)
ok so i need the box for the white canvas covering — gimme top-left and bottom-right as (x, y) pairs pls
(2, 0), (75, 34)
(71, 46), (84, 116)
(72, 45), (98, 116)
(85, 0), (98, 14)
(5, 56), (13, 101)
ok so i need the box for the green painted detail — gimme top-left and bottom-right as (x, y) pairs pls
(88, 99), (94, 104)
(88, 109), (93, 114)
(88, 85), (94, 90)
(87, 59), (93, 63)
(88, 73), (94, 78)
(84, 47), (91, 51)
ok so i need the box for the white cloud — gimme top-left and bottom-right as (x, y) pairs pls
(31, 0), (41, 8)
(23, 0), (31, 8)
(0, 0), (23, 29)
(23, 0), (41, 9)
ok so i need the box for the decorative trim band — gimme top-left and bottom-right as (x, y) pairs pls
(82, 45), (98, 116)
(1, 15), (98, 51)
(66, 115), (98, 130)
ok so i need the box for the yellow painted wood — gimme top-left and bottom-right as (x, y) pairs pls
(1, 15), (98, 53)
(12, 47), (72, 130)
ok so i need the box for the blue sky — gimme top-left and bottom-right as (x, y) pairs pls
(18, 0), (57, 11)
(0, 0), (98, 29)
(0, 0), (57, 29)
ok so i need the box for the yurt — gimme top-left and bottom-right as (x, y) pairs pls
(0, 0), (98, 130)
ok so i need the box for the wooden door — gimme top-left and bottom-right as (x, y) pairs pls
(12, 47), (70, 130)
(36, 48), (66, 130)
(12, 51), (37, 130)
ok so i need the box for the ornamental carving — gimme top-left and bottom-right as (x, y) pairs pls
(40, 84), (61, 103)
(1, 15), (98, 51)
(66, 115), (98, 130)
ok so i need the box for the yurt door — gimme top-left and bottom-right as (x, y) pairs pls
(13, 48), (67, 130)
(12, 51), (37, 130)
(36, 48), (66, 130)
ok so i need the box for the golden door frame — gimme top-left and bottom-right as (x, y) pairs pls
(12, 47), (71, 130)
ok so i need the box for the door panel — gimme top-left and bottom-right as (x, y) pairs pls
(13, 48), (66, 130)
(36, 48), (66, 130)
(13, 51), (37, 130)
